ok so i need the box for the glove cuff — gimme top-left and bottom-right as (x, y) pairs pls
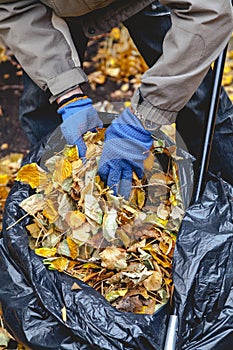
(57, 93), (87, 109)
(129, 106), (158, 131)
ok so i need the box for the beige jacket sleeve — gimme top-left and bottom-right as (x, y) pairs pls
(0, 0), (88, 100)
(131, 0), (233, 127)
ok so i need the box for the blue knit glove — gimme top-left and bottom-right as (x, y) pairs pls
(98, 108), (153, 199)
(58, 97), (103, 158)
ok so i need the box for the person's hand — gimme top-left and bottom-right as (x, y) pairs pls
(98, 107), (153, 199)
(58, 96), (103, 158)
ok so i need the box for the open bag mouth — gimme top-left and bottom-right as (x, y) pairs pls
(12, 112), (194, 317)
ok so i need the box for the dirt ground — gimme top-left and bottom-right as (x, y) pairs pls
(0, 59), (28, 156)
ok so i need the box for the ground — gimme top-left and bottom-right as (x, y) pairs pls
(0, 59), (28, 156)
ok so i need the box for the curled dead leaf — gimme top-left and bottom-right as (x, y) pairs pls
(99, 246), (128, 270)
(143, 271), (162, 291)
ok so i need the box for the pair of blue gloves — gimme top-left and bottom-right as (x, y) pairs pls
(58, 97), (153, 199)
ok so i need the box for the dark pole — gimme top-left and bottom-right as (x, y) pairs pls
(193, 45), (228, 202)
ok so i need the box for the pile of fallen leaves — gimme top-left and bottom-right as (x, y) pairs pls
(223, 47), (233, 101)
(0, 153), (26, 349)
(0, 153), (23, 231)
(87, 25), (148, 93)
(88, 28), (233, 105)
(15, 129), (184, 315)
(0, 45), (8, 64)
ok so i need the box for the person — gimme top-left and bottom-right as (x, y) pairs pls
(0, 0), (232, 198)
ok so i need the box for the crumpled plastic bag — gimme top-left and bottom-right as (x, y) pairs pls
(0, 132), (171, 349)
(0, 124), (185, 350)
(2, 121), (232, 349)
(173, 177), (233, 349)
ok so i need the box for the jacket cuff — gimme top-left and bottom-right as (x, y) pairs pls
(131, 89), (178, 128)
(48, 67), (88, 103)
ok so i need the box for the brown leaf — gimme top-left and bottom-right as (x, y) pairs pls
(99, 246), (128, 270)
(72, 222), (91, 243)
(114, 295), (143, 313)
(157, 203), (170, 220)
(127, 239), (146, 253)
(143, 271), (162, 291)
(71, 282), (82, 291)
(20, 193), (46, 215)
(143, 151), (155, 171)
(116, 228), (131, 248)
(26, 223), (40, 238)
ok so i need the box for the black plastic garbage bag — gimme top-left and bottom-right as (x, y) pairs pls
(1, 120), (219, 350)
(1, 124), (190, 350)
(2, 123), (232, 349)
(173, 177), (233, 350)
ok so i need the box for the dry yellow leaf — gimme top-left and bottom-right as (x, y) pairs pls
(137, 188), (146, 209)
(109, 27), (121, 40)
(47, 257), (69, 272)
(53, 157), (72, 185)
(65, 210), (86, 229)
(223, 65), (231, 74)
(35, 247), (57, 257)
(88, 70), (106, 85)
(43, 199), (59, 223)
(63, 145), (79, 162)
(222, 75), (233, 86)
(0, 173), (10, 185)
(0, 45), (8, 63)
(159, 241), (171, 256)
(121, 83), (129, 92)
(124, 101), (131, 108)
(227, 50), (233, 59)
(16, 163), (48, 189)
(149, 249), (171, 269)
(0, 185), (9, 200)
(67, 237), (78, 260)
